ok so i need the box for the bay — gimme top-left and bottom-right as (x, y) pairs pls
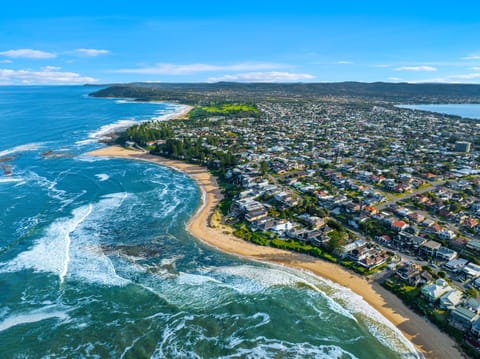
(0, 86), (418, 358)
(399, 104), (480, 120)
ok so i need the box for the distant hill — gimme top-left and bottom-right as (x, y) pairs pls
(90, 82), (480, 104)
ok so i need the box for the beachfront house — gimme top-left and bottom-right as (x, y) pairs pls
(421, 279), (452, 303)
(439, 289), (464, 310)
(450, 307), (479, 331)
(470, 319), (480, 340)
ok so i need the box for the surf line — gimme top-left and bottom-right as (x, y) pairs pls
(59, 204), (93, 285)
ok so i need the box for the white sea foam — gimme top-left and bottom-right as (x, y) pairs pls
(0, 177), (23, 184)
(297, 269), (421, 358)
(3, 193), (130, 287)
(59, 204), (93, 284)
(212, 264), (358, 322)
(24, 170), (66, 201)
(0, 307), (69, 332)
(90, 119), (137, 138)
(74, 154), (107, 162)
(212, 263), (420, 357)
(151, 105), (190, 122)
(176, 272), (224, 286)
(95, 173), (109, 182)
(0, 142), (45, 157)
(221, 341), (360, 359)
(4, 204), (93, 280)
(74, 119), (137, 146)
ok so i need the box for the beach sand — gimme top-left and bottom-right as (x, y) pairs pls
(87, 145), (463, 359)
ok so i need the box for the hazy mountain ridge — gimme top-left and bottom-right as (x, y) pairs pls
(90, 82), (480, 104)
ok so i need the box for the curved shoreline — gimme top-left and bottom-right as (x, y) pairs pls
(86, 145), (463, 359)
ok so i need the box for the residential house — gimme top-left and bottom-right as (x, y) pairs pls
(463, 263), (480, 280)
(470, 319), (480, 339)
(407, 212), (425, 224)
(396, 262), (421, 281)
(467, 240), (480, 254)
(445, 258), (469, 273)
(391, 220), (409, 232)
(421, 279), (452, 302)
(408, 271), (433, 287)
(439, 289), (464, 310)
(450, 307), (479, 331)
(271, 221), (294, 237)
(436, 247), (458, 261)
(419, 240), (442, 257)
(438, 229), (456, 241)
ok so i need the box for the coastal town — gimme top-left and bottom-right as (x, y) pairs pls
(105, 88), (480, 356)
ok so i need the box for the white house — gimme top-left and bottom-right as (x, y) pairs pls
(421, 279), (452, 302)
(445, 258), (469, 273)
(436, 247), (458, 261)
(271, 221), (294, 236)
(438, 229), (456, 241)
(439, 289), (464, 310)
(463, 263), (480, 279)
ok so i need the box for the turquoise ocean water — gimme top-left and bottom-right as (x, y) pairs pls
(0, 86), (420, 358)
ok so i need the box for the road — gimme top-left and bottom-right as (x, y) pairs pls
(376, 181), (446, 210)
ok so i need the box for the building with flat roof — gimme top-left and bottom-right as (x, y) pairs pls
(420, 240), (442, 257)
(455, 141), (471, 153)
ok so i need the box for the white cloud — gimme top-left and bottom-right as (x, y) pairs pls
(337, 61), (353, 64)
(115, 62), (288, 75)
(472, 67), (480, 71)
(0, 67), (97, 84)
(0, 59), (12, 64)
(410, 72), (480, 83)
(0, 49), (56, 59)
(451, 73), (480, 80)
(394, 66), (437, 72)
(73, 48), (110, 57)
(461, 54), (480, 60)
(388, 77), (402, 81)
(207, 71), (315, 82)
(42, 66), (61, 71)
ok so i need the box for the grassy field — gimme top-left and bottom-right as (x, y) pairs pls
(189, 104), (260, 119)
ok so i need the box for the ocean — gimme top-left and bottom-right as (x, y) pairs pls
(0, 86), (419, 358)
(399, 104), (480, 119)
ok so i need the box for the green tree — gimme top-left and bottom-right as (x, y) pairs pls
(260, 161), (269, 176)
(326, 230), (346, 253)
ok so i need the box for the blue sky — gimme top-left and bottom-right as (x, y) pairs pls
(1, 1), (480, 84)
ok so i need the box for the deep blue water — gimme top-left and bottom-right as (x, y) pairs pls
(0, 86), (419, 358)
(399, 104), (480, 119)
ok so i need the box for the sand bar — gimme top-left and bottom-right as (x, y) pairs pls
(87, 145), (463, 359)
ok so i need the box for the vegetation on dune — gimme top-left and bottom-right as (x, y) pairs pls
(116, 121), (173, 146)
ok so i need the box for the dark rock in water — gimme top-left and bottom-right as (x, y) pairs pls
(0, 155), (17, 163)
(41, 150), (75, 159)
(102, 243), (164, 259)
(98, 133), (119, 144)
(1, 164), (12, 176)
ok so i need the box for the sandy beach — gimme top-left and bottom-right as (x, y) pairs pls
(87, 145), (463, 359)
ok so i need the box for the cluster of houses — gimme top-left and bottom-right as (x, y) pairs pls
(143, 96), (480, 351)
(228, 164), (390, 269)
(395, 259), (480, 343)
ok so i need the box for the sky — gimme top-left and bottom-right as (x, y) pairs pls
(1, 1), (480, 85)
